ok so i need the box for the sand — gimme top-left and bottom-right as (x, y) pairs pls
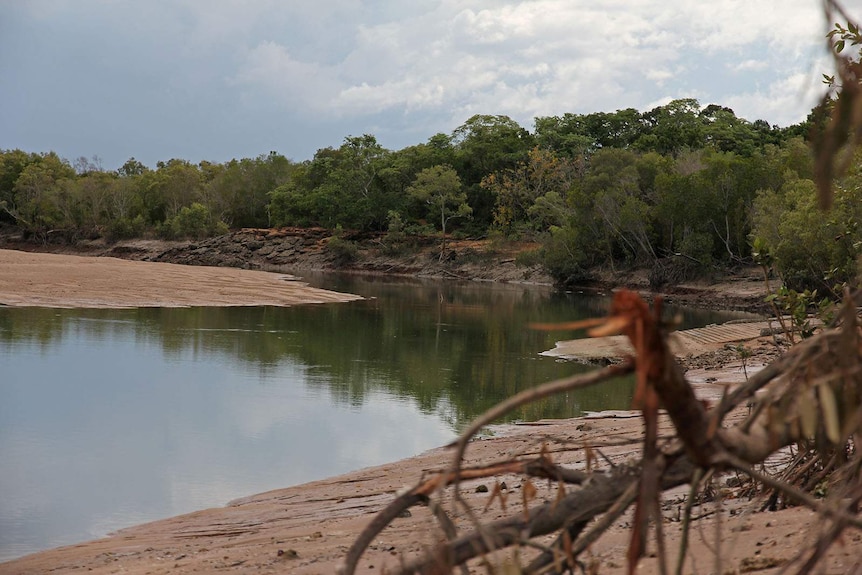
(0, 249), (362, 308)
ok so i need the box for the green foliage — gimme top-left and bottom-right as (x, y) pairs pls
(160, 202), (227, 240)
(538, 225), (589, 285)
(380, 210), (415, 255)
(764, 286), (831, 340)
(514, 248), (542, 268)
(481, 147), (579, 237)
(325, 224), (359, 264)
(0, 97), (824, 279)
(106, 215), (146, 242)
(451, 115), (534, 229)
(407, 164), (471, 259)
(751, 174), (861, 292)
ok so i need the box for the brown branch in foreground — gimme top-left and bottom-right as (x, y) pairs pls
(442, 361), (635, 536)
(339, 456), (589, 575)
(392, 454), (695, 575)
(525, 480), (639, 574)
(343, 290), (861, 575)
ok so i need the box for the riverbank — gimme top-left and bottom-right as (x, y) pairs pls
(3, 243), (844, 573)
(0, 228), (771, 313)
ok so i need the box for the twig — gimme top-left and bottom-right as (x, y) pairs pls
(445, 362), (635, 516)
(340, 457), (589, 575)
(719, 452), (862, 530)
(528, 480), (639, 575)
(674, 468), (704, 575)
(392, 456), (695, 575)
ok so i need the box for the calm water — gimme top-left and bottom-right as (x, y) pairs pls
(0, 274), (756, 561)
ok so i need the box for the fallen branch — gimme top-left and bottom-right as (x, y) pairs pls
(341, 290), (862, 575)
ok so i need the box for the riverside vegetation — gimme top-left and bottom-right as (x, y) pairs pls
(2, 96), (860, 302)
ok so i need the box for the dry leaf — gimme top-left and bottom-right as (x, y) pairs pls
(818, 382), (842, 444)
(799, 387), (819, 439)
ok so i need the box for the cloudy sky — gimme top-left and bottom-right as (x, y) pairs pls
(0, 0), (840, 170)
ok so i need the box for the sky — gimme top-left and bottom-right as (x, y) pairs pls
(0, 0), (842, 171)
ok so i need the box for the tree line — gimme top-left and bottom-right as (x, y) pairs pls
(1, 97), (858, 292)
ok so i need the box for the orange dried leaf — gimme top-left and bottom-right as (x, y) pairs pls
(529, 317), (607, 332)
(522, 480), (537, 522)
(588, 315), (632, 337)
(563, 530), (574, 568)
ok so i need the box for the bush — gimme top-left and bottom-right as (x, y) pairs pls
(751, 177), (861, 293)
(160, 203), (227, 240)
(325, 224), (359, 265)
(514, 248), (542, 267)
(380, 210), (415, 255)
(538, 226), (590, 285)
(105, 215), (145, 242)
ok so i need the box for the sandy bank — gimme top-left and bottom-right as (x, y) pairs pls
(0, 249), (362, 308)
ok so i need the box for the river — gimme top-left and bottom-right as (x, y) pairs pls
(0, 274), (757, 561)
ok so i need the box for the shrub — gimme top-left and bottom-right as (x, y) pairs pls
(160, 203), (227, 240)
(105, 215), (145, 242)
(325, 224), (359, 265)
(751, 177), (861, 293)
(538, 225), (590, 285)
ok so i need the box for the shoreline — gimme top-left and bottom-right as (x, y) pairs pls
(0, 230), (771, 313)
(5, 357), (857, 574)
(0, 249), (363, 308)
(3, 248), (832, 574)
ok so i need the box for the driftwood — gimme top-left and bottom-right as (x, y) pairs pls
(340, 289), (862, 575)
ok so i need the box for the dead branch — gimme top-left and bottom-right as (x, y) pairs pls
(340, 455), (590, 575)
(392, 454), (695, 575)
(341, 289), (862, 575)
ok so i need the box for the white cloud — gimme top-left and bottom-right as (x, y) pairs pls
(732, 59), (770, 72)
(232, 41), (343, 111)
(228, 0), (828, 128)
(1, 0), (848, 167)
(725, 71), (822, 125)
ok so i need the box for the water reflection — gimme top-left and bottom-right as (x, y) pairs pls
(0, 276), (757, 561)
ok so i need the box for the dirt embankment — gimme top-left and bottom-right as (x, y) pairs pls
(1, 227), (771, 312)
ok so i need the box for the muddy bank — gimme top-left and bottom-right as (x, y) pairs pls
(1, 228), (771, 312)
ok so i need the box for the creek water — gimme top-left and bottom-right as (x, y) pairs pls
(0, 274), (757, 561)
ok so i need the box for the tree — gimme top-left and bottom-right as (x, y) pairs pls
(752, 168), (862, 292)
(639, 98), (705, 154)
(406, 165), (471, 260)
(4, 152), (75, 237)
(452, 115), (534, 229)
(571, 148), (658, 265)
(143, 159), (203, 224)
(271, 135), (392, 230)
(117, 157), (149, 177)
(480, 147), (581, 236)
